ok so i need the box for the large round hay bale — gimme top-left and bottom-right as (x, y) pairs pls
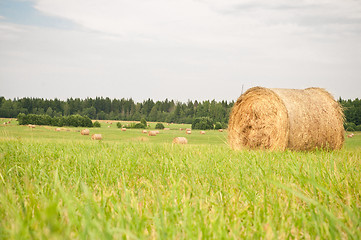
(81, 129), (90, 135)
(91, 134), (102, 140)
(172, 137), (188, 144)
(228, 87), (344, 151)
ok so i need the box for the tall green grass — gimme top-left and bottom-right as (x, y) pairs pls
(1, 135), (360, 239)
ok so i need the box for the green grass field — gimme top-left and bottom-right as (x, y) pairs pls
(0, 119), (360, 239)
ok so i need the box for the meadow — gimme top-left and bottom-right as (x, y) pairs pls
(0, 118), (360, 239)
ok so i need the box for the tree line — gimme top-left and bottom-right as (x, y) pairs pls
(0, 96), (360, 130)
(0, 97), (233, 125)
(17, 113), (93, 128)
(339, 98), (361, 131)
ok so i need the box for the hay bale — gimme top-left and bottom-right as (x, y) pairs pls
(142, 130), (148, 134)
(200, 131), (206, 134)
(121, 128), (127, 132)
(186, 130), (192, 134)
(179, 128), (184, 131)
(81, 129), (90, 135)
(55, 128), (61, 132)
(91, 134), (102, 140)
(155, 130), (160, 134)
(228, 87), (344, 151)
(218, 129), (223, 132)
(164, 128), (170, 130)
(148, 131), (157, 136)
(172, 137), (188, 144)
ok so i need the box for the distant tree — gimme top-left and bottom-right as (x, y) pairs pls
(149, 106), (158, 122)
(93, 121), (101, 128)
(126, 122), (146, 129)
(17, 113), (27, 125)
(140, 118), (147, 127)
(82, 107), (96, 119)
(192, 117), (214, 130)
(134, 123), (146, 129)
(97, 111), (106, 120)
(46, 107), (53, 117)
(155, 123), (165, 129)
(214, 122), (222, 130)
(344, 122), (356, 131)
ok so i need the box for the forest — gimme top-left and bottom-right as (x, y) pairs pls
(0, 97), (233, 125)
(0, 96), (360, 129)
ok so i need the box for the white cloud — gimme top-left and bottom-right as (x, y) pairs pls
(1, 0), (361, 101)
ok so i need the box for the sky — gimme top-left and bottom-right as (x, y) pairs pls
(0, 0), (360, 102)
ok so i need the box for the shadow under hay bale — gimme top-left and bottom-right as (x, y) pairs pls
(228, 87), (344, 151)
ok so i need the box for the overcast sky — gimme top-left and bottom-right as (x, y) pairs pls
(0, 0), (360, 102)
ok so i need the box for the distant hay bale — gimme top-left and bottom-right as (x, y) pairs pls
(28, 124), (36, 128)
(172, 137), (188, 144)
(91, 134), (102, 140)
(186, 128), (191, 131)
(228, 87), (344, 151)
(179, 128), (184, 131)
(142, 130), (148, 134)
(81, 129), (90, 135)
(200, 131), (206, 134)
(186, 130), (192, 134)
(164, 128), (170, 130)
(218, 129), (223, 132)
(148, 131), (157, 136)
(347, 133), (354, 138)
(55, 128), (61, 132)
(155, 130), (160, 134)
(121, 128), (127, 132)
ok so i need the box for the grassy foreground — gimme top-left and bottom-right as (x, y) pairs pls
(0, 122), (361, 239)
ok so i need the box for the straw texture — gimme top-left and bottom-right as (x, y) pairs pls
(228, 87), (344, 151)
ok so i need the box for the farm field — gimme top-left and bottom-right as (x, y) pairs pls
(0, 118), (361, 239)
